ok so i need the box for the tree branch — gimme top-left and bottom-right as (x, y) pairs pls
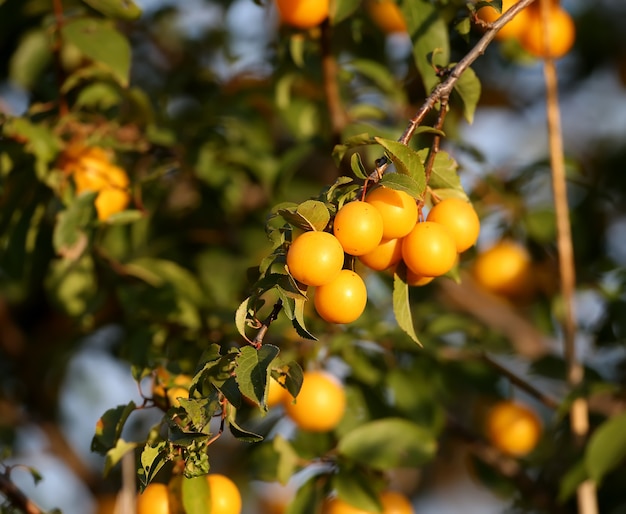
(0, 470), (46, 514)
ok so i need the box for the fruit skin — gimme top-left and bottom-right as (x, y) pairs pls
(472, 240), (533, 298)
(333, 200), (384, 256)
(519, 5), (575, 59)
(136, 483), (170, 514)
(207, 474), (242, 514)
(286, 231), (345, 287)
(275, 0), (329, 29)
(379, 491), (414, 514)
(485, 401), (542, 456)
(314, 269), (367, 324)
(359, 238), (403, 271)
(426, 197), (480, 253)
(401, 221), (457, 278)
(365, 187), (418, 240)
(284, 370), (346, 432)
(476, 0), (532, 41)
(366, 0), (407, 34)
(323, 491), (414, 513)
(405, 267), (434, 287)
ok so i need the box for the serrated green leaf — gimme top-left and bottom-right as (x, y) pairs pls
(235, 345), (281, 405)
(91, 401), (137, 454)
(293, 297), (317, 340)
(403, 0), (450, 93)
(61, 19), (131, 86)
(278, 360), (304, 400)
(80, 0), (142, 19)
(296, 200), (331, 231)
(453, 66), (481, 124)
(392, 267), (422, 345)
(380, 173), (425, 200)
(586, 411), (626, 484)
(235, 297), (251, 340)
(418, 149), (462, 192)
(374, 137), (426, 195)
(338, 418), (436, 470)
(228, 415), (264, 442)
(182, 475), (209, 514)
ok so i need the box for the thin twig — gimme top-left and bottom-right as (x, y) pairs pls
(52, 0), (69, 117)
(538, 0), (597, 510)
(251, 299), (283, 348)
(481, 354), (560, 410)
(422, 102), (449, 185)
(369, 0), (537, 180)
(0, 471), (46, 514)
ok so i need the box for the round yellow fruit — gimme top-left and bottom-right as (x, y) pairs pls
(359, 238), (403, 272)
(426, 197), (480, 253)
(402, 221), (457, 277)
(485, 401), (542, 456)
(472, 240), (533, 298)
(366, 186), (418, 240)
(519, 5), (575, 59)
(333, 200), (384, 256)
(476, 0), (532, 41)
(275, 0), (329, 29)
(366, 0), (407, 34)
(285, 370), (346, 432)
(207, 474), (242, 514)
(314, 269), (367, 324)
(286, 231), (345, 287)
(136, 483), (170, 514)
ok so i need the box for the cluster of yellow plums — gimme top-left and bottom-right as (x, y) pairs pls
(287, 188), (480, 325)
(58, 145), (131, 221)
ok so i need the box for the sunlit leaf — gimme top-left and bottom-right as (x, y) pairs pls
(586, 411), (626, 484)
(80, 0), (142, 19)
(453, 66), (481, 124)
(235, 345), (281, 406)
(392, 266), (422, 345)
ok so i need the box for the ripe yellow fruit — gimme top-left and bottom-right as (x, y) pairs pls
(285, 370), (346, 432)
(94, 185), (131, 221)
(366, 0), (407, 34)
(402, 222), (457, 277)
(207, 474), (242, 514)
(366, 187), (418, 240)
(286, 231), (345, 287)
(379, 491), (414, 514)
(405, 267), (435, 287)
(314, 269), (367, 324)
(476, 0), (532, 41)
(472, 240), (533, 298)
(426, 197), (480, 253)
(359, 238), (403, 271)
(136, 483), (170, 514)
(519, 5), (575, 59)
(275, 0), (329, 29)
(333, 201), (384, 256)
(485, 401), (542, 456)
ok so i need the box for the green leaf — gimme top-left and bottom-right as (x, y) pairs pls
(333, 466), (382, 512)
(331, 0), (362, 24)
(380, 173), (425, 200)
(403, 0), (450, 93)
(350, 153), (368, 180)
(182, 476), (210, 514)
(276, 360), (304, 401)
(419, 149), (463, 193)
(53, 192), (97, 258)
(91, 402), (137, 455)
(586, 411), (626, 484)
(374, 137), (426, 195)
(292, 296), (318, 341)
(9, 29), (52, 90)
(285, 473), (324, 514)
(274, 435), (300, 485)
(228, 416), (264, 442)
(453, 66), (481, 124)
(138, 441), (169, 490)
(80, 0), (142, 19)
(392, 266), (422, 345)
(558, 460), (588, 503)
(61, 18), (131, 87)
(75, 82), (122, 110)
(235, 345), (281, 406)
(104, 439), (137, 476)
(337, 418), (437, 470)
(296, 200), (331, 231)
(332, 133), (377, 165)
